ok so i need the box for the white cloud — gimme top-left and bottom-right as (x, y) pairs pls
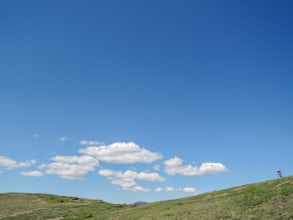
(155, 187), (163, 192)
(80, 142), (162, 164)
(98, 169), (164, 192)
(110, 178), (149, 192)
(98, 169), (118, 177)
(165, 187), (174, 192)
(51, 155), (99, 167)
(137, 172), (165, 182)
(130, 186), (149, 192)
(20, 170), (44, 177)
(163, 157), (228, 176)
(99, 169), (165, 182)
(0, 156), (36, 170)
(164, 157), (182, 167)
(112, 178), (137, 188)
(59, 136), (69, 143)
(155, 186), (198, 194)
(199, 163), (229, 175)
(177, 187), (198, 193)
(40, 155), (99, 180)
(79, 140), (104, 146)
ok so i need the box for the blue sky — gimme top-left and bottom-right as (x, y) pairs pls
(0, 0), (292, 204)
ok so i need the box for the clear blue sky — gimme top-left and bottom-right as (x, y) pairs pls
(0, 0), (292, 204)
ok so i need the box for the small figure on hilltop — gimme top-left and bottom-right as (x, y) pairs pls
(277, 170), (283, 178)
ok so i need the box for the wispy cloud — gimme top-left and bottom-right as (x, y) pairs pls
(163, 157), (228, 176)
(164, 187), (174, 192)
(155, 187), (198, 194)
(20, 170), (44, 177)
(39, 155), (99, 180)
(80, 142), (162, 164)
(79, 140), (104, 146)
(59, 136), (69, 143)
(0, 156), (36, 170)
(177, 187), (198, 193)
(99, 169), (165, 192)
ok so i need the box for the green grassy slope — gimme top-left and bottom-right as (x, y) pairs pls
(118, 176), (293, 220)
(0, 193), (126, 220)
(1, 176), (293, 220)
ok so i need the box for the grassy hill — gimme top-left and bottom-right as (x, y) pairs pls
(1, 176), (293, 220)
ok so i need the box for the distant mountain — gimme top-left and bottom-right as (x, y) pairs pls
(130, 201), (149, 206)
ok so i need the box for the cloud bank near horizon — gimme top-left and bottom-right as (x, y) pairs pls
(1, 140), (228, 193)
(99, 169), (165, 192)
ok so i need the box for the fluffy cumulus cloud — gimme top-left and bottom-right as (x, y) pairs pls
(20, 170), (44, 177)
(155, 187), (163, 192)
(0, 156), (36, 170)
(99, 169), (165, 192)
(40, 155), (99, 180)
(80, 142), (162, 164)
(163, 157), (228, 176)
(1, 139), (228, 198)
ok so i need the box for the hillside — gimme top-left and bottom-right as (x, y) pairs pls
(1, 176), (293, 220)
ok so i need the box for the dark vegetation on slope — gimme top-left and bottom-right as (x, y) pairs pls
(1, 176), (293, 220)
